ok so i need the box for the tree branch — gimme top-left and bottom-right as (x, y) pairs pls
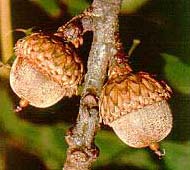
(63, 0), (122, 170)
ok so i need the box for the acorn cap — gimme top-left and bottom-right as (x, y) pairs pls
(14, 33), (84, 87)
(99, 71), (172, 125)
(10, 33), (84, 108)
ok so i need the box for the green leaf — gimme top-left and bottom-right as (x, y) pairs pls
(0, 84), (68, 169)
(163, 141), (190, 170)
(64, 0), (89, 16)
(121, 0), (149, 14)
(95, 130), (157, 169)
(31, 0), (61, 17)
(161, 53), (190, 94)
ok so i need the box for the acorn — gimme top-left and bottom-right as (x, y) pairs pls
(10, 33), (84, 109)
(99, 67), (173, 150)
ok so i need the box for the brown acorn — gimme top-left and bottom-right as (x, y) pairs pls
(10, 33), (84, 109)
(99, 69), (173, 149)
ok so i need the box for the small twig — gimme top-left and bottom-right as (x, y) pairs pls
(128, 39), (141, 57)
(0, 0), (13, 63)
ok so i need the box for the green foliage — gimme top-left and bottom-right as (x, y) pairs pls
(32, 0), (89, 17)
(31, 0), (61, 17)
(95, 131), (157, 169)
(162, 53), (190, 94)
(164, 141), (190, 170)
(0, 85), (68, 169)
(121, 0), (149, 14)
(65, 0), (89, 16)
(32, 0), (149, 17)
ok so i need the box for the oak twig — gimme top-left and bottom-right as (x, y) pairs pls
(63, 0), (122, 170)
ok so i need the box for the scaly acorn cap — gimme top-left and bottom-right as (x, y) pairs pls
(99, 71), (173, 148)
(10, 33), (84, 108)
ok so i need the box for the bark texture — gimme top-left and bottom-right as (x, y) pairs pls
(63, 0), (122, 169)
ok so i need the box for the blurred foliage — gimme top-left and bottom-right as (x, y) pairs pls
(162, 53), (190, 94)
(64, 0), (89, 16)
(121, 0), (149, 14)
(1, 0), (190, 170)
(30, 0), (89, 17)
(30, 0), (61, 17)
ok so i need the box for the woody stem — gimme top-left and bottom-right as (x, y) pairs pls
(63, 0), (122, 170)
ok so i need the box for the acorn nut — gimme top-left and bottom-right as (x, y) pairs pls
(99, 71), (173, 149)
(10, 33), (84, 109)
